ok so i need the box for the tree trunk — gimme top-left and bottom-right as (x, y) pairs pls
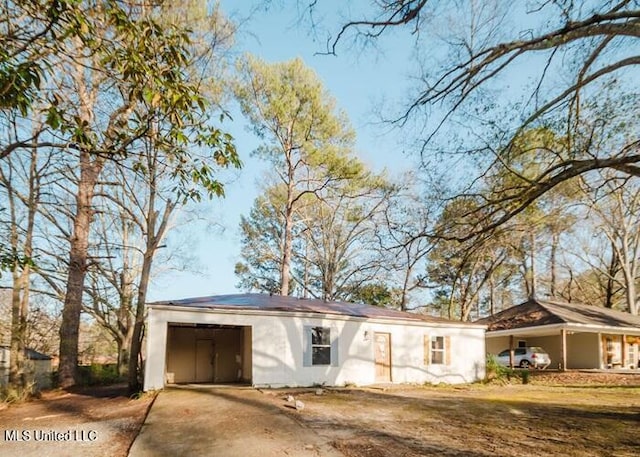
(6, 143), (38, 392)
(550, 231), (558, 298)
(280, 176), (295, 296)
(58, 152), (102, 388)
(489, 275), (495, 315)
(400, 267), (411, 312)
(128, 253), (152, 393)
(623, 267), (637, 315)
(529, 231), (537, 299)
(604, 243), (618, 309)
(9, 269), (28, 390)
(117, 327), (133, 378)
(127, 150), (175, 392)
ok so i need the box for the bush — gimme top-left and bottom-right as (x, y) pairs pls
(0, 381), (39, 403)
(77, 364), (121, 386)
(485, 354), (534, 384)
(485, 354), (510, 382)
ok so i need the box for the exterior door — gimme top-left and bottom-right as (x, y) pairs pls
(195, 339), (215, 383)
(374, 332), (391, 382)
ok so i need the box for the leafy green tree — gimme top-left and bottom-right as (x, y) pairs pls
(0, 0), (86, 121)
(234, 55), (360, 296)
(235, 185), (288, 294)
(426, 196), (517, 321)
(346, 282), (403, 308)
(1, 1), (241, 388)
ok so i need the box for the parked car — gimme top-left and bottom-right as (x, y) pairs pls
(496, 347), (551, 369)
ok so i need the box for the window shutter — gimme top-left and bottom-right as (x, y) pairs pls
(303, 326), (311, 367)
(423, 334), (430, 365)
(444, 336), (451, 366)
(330, 328), (339, 367)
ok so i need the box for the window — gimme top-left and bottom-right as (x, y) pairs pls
(424, 334), (451, 365)
(431, 336), (445, 364)
(311, 327), (331, 365)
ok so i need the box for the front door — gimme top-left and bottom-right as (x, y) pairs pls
(195, 339), (215, 383)
(374, 332), (391, 382)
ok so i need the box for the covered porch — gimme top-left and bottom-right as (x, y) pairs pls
(486, 323), (640, 370)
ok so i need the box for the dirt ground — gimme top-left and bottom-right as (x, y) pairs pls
(271, 371), (640, 457)
(128, 385), (343, 457)
(0, 384), (155, 457)
(1, 372), (639, 457)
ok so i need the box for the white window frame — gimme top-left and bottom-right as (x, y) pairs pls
(431, 335), (445, 365)
(311, 326), (331, 366)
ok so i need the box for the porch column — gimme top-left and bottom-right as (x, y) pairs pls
(597, 333), (603, 369)
(560, 328), (567, 371)
(509, 335), (515, 368)
(622, 334), (627, 368)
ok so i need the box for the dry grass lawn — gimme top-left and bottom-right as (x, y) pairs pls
(1, 372), (638, 456)
(279, 373), (640, 457)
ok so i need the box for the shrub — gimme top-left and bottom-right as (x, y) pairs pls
(77, 364), (121, 386)
(485, 354), (509, 382)
(0, 381), (38, 403)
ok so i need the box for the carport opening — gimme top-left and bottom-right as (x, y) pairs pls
(165, 323), (252, 385)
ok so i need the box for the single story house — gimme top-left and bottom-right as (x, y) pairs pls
(0, 346), (54, 389)
(478, 299), (640, 370)
(143, 293), (486, 390)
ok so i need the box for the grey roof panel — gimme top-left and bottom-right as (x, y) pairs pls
(148, 293), (478, 326)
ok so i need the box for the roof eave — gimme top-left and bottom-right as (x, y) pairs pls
(147, 303), (487, 330)
(487, 322), (640, 337)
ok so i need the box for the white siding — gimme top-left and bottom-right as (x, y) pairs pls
(144, 306), (486, 391)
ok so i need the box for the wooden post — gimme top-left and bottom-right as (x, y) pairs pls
(597, 333), (603, 369)
(560, 329), (567, 371)
(509, 335), (515, 369)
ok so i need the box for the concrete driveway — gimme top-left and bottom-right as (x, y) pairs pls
(128, 386), (344, 457)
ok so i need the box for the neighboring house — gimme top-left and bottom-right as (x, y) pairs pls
(0, 346), (54, 389)
(143, 293), (486, 390)
(478, 299), (640, 370)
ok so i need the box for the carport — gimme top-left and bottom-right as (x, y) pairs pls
(479, 299), (640, 370)
(165, 323), (252, 384)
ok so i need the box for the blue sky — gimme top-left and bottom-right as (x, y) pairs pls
(147, 2), (419, 301)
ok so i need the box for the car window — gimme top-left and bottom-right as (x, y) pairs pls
(530, 347), (548, 353)
(498, 350), (509, 357)
(515, 348), (526, 355)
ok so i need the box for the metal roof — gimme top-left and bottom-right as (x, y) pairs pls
(148, 293), (482, 327)
(0, 346), (52, 360)
(477, 298), (640, 331)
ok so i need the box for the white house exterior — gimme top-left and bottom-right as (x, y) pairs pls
(144, 294), (486, 391)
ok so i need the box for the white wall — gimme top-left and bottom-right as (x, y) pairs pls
(144, 306), (486, 391)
